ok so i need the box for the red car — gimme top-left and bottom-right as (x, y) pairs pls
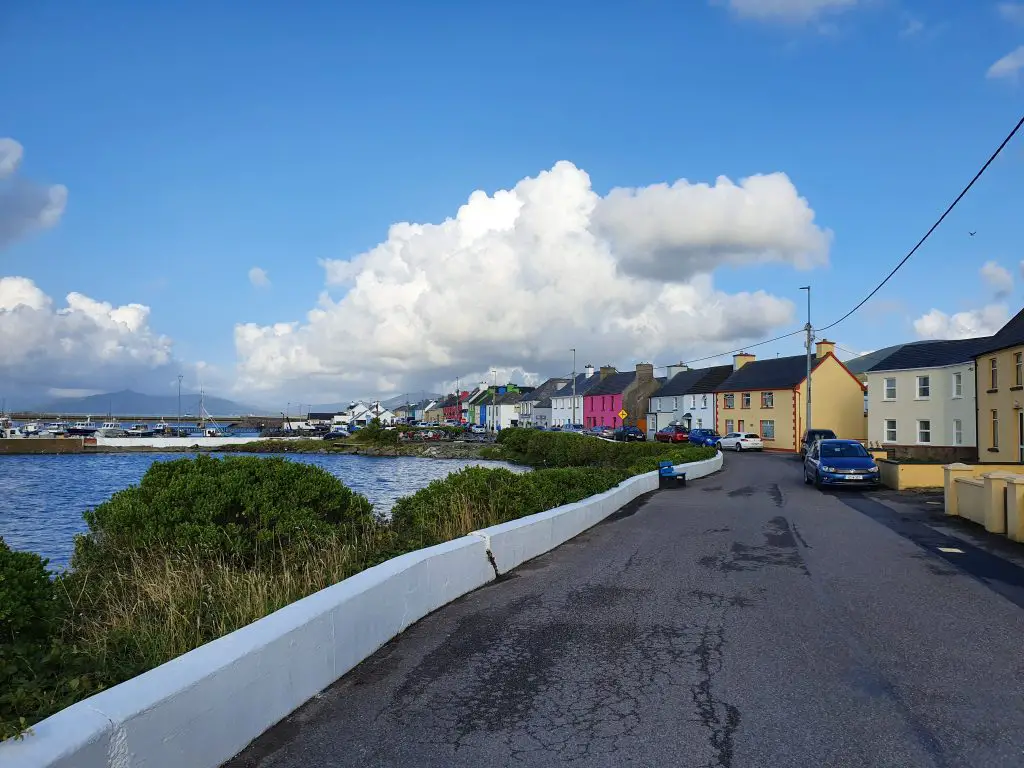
(655, 425), (690, 443)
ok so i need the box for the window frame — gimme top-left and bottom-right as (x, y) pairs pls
(915, 375), (930, 400)
(883, 377), (896, 401)
(760, 419), (775, 440)
(952, 371), (963, 399)
(917, 419), (932, 444)
(741, 393), (751, 409)
(724, 419), (734, 434)
(953, 418), (963, 445)
(883, 419), (897, 443)
(1017, 352), (1023, 387)
(991, 358), (998, 390)
(992, 409), (1000, 449)
(761, 391), (774, 408)
(723, 394), (735, 409)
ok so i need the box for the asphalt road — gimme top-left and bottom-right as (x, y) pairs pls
(228, 452), (1024, 768)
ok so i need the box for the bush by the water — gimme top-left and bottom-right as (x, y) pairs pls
(495, 427), (715, 471)
(3, 428), (713, 739)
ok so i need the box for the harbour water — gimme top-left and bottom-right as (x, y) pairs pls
(0, 453), (521, 569)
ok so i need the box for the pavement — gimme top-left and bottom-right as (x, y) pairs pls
(227, 452), (1024, 768)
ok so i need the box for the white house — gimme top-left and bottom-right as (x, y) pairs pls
(339, 401), (398, 427)
(517, 378), (570, 427)
(646, 364), (733, 437)
(865, 338), (985, 459)
(551, 366), (600, 427)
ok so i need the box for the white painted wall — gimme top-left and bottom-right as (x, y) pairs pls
(93, 436), (293, 449)
(866, 363), (976, 447)
(551, 392), (585, 427)
(0, 452), (723, 768)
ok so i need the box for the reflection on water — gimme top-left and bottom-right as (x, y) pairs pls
(0, 453), (521, 569)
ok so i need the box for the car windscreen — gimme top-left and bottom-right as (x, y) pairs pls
(744, 434), (760, 438)
(819, 443), (868, 458)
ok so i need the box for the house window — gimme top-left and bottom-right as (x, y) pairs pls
(691, 395), (697, 409)
(990, 358), (998, 390)
(992, 410), (1000, 449)
(916, 376), (930, 399)
(725, 419), (734, 433)
(884, 377), (896, 400)
(673, 397), (678, 411)
(724, 394), (735, 409)
(884, 419), (897, 443)
(1017, 352), (1023, 387)
(917, 420), (931, 444)
(952, 372), (963, 398)
(696, 418), (703, 428)
(760, 420), (775, 440)
(761, 392), (774, 408)
(741, 393), (751, 409)
(953, 418), (963, 445)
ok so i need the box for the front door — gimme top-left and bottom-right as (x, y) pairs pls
(738, 419), (745, 432)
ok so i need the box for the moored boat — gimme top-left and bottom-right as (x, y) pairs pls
(68, 418), (98, 436)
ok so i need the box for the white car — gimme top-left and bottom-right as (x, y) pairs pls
(470, 425), (486, 434)
(717, 432), (764, 451)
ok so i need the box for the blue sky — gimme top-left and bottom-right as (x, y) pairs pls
(2, 0), (1023, 407)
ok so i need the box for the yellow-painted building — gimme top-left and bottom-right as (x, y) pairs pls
(714, 341), (866, 452)
(975, 308), (1024, 463)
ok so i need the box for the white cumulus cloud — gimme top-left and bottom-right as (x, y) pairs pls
(234, 161), (828, 400)
(716, 0), (860, 23)
(981, 260), (1014, 297)
(248, 267), (270, 288)
(913, 305), (1010, 340)
(988, 46), (1024, 80)
(0, 276), (175, 392)
(0, 138), (68, 250)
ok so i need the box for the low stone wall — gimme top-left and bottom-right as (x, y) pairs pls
(877, 460), (945, 490)
(0, 453), (724, 768)
(0, 438), (84, 455)
(93, 436), (284, 449)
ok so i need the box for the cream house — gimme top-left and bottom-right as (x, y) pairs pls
(865, 338), (985, 461)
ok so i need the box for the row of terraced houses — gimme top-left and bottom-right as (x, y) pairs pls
(422, 307), (1024, 459)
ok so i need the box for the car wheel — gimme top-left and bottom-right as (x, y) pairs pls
(814, 471), (824, 490)
(803, 469), (812, 485)
(716, 442), (722, 450)
(735, 443), (742, 452)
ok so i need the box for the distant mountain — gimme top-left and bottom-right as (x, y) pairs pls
(28, 389), (262, 416)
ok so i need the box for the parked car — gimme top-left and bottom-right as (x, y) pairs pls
(613, 426), (646, 442)
(804, 439), (879, 489)
(655, 425), (690, 443)
(717, 432), (764, 451)
(800, 428), (838, 458)
(689, 428), (721, 447)
(323, 429), (349, 440)
(470, 424), (486, 434)
(600, 426), (617, 439)
(588, 425), (606, 436)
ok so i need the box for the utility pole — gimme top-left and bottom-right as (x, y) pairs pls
(800, 286), (813, 433)
(571, 348), (577, 428)
(177, 374), (183, 430)
(491, 369), (497, 432)
(456, 376), (460, 424)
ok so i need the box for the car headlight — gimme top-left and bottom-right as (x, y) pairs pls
(822, 465), (837, 473)
(868, 463), (878, 471)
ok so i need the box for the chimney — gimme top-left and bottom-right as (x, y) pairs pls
(585, 364), (595, 378)
(599, 365), (616, 380)
(816, 339), (835, 359)
(635, 362), (654, 383)
(666, 361), (688, 378)
(733, 352), (755, 371)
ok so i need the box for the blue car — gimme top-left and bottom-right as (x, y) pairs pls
(804, 439), (879, 489)
(688, 428), (720, 447)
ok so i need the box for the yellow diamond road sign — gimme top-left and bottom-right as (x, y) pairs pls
(618, 409), (628, 420)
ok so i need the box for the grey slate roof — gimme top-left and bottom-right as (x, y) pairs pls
(843, 344), (917, 376)
(975, 306), (1024, 355)
(535, 397), (553, 409)
(655, 365), (733, 397)
(519, 378), (571, 404)
(585, 372), (636, 396)
(867, 337), (989, 372)
(551, 372), (603, 400)
(715, 354), (824, 392)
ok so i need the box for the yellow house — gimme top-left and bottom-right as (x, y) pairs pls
(975, 308), (1024, 463)
(714, 340), (866, 451)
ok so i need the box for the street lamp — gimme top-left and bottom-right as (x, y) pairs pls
(571, 348), (577, 428)
(177, 374), (183, 429)
(800, 286), (813, 432)
(491, 369), (497, 432)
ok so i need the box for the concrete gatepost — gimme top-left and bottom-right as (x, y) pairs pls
(982, 472), (1014, 534)
(1005, 475), (1024, 543)
(943, 463), (974, 518)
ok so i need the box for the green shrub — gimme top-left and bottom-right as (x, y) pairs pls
(0, 538), (56, 645)
(351, 419), (401, 447)
(495, 428), (714, 471)
(73, 455), (374, 567)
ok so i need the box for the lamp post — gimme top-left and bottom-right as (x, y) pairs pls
(177, 374), (183, 430)
(491, 369), (497, 432)
(800, 286), (813, 433)
(571, 348), (577, 428)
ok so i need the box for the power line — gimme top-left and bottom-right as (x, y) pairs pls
(819, 111), (1024, 333)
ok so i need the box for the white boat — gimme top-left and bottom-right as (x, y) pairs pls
(21, 422), (44, 436)
(45, 421), (69, 436)
(126, 423), (155, 437)
(100, 419), (122, 431)
(68, 418), (98, 436)
(1, 416), (24, 439)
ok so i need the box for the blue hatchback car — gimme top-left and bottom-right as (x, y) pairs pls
(804, 439), (879, 489)
(688, 428), (721, 447)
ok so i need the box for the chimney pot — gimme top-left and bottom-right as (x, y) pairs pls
(599, 365), (616, 380)
(635, 362), (654, 382)
(733, 352), (755, 371)
(585, 364), (595, 378)
(815, 340), (836, 359)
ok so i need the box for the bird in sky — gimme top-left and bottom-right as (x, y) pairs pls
(969, 231), (976, 236)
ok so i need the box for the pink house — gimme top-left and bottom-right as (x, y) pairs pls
(583, 367), (636, 429)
